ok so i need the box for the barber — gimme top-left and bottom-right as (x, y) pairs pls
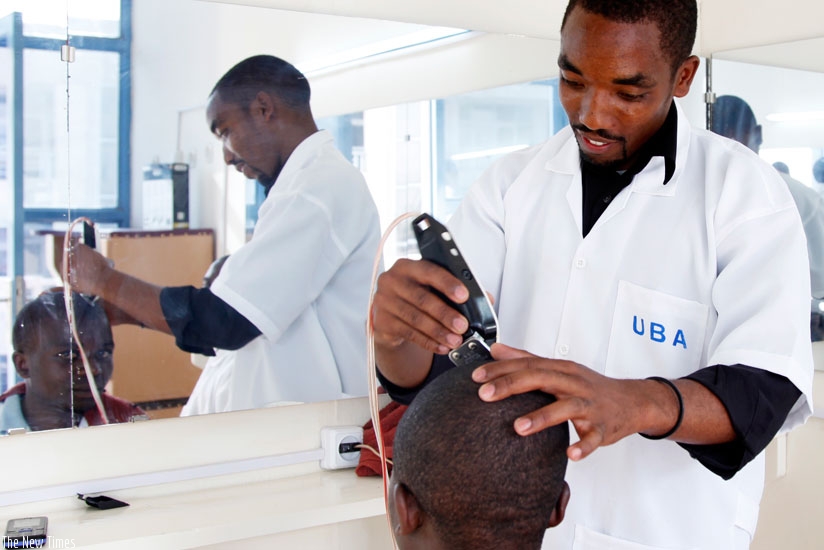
(71, 55), (381, 413)
(372, 1), (813, 548)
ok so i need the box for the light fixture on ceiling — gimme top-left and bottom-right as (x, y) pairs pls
(301, 27), (470, 76)
(450, 144), (529, 161)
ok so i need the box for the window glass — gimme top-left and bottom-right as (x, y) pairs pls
(433, 80), (558, 220)
(317, 78), (565, 266)
(23, 48), (119, 209)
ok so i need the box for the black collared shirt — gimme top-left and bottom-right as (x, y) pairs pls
(380, 103), (802, 480)
(581, 101), (677, 237)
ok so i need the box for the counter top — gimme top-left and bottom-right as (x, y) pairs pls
(0, 469), (387, 549)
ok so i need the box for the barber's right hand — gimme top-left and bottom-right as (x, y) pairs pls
(371, 258), (470, 355)
(67, 243), (115, 296)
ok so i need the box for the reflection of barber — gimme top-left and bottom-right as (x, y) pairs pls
(711, 95), (824, 302)
(372, 1), (812, 548)
(0, 291), (144, 434)
(70, 55), (381, 414)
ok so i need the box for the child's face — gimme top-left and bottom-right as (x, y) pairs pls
(18, 312), (115, 413)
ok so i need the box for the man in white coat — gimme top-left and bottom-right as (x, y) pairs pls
(372, 1), (813, 549)
(71, 56), (381, 413)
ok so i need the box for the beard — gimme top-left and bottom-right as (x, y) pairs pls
(572, 123), (629, 170)
(579, 147), (628, 171)
(257, 173), (277, 195)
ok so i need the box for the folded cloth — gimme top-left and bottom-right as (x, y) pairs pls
(356, 400), (408, 477)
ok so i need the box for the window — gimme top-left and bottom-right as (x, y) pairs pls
(318, 77), (567, 267)
(0, 0), (131, 391)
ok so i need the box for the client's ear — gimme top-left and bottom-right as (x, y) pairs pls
(548, 481), (571, 528)
(390, 481), (424, 536)
(12, 351), (30, 379)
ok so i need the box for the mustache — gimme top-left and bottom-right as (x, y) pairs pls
(571, 124), (625, 143)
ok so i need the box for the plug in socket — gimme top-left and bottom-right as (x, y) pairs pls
(320, 426), (363, 470)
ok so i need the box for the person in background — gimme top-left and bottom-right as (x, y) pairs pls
(69, 55), (381, 414)
(711, 94), (824, 330)
(1, 290), (144, 434)
(371, 1), (813, 548)
(389, 359), (569, 550)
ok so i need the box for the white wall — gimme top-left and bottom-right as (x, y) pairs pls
(131, 1), (570, 240)
(130, 0), (430, 230)
(752, 365), (824, 549)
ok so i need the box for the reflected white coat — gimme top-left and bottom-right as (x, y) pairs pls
(183, 130), (381, 415)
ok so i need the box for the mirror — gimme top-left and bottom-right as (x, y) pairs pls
(5, 0), (816, 436)
(0, 0), (572, 434)
(711, 37), (824, 183)
(710, 39), (824, 341)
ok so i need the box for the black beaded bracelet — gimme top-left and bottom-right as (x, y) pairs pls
(640, 376), (684, 440)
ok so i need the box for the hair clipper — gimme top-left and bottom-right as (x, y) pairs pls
(412, 213), (498, 368)
(83, 221), (96, 250)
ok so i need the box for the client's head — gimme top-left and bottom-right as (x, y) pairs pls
(389, 363), (570, 550)
(11, 290), (114, 428)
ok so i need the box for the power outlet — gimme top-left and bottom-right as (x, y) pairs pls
(320, 426), (363, 470)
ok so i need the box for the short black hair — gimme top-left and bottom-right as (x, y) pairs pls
(561, 0), (697, 70)
(711, 95), (758, 142)
(210, 54), (311, 111)
(13, 291), (109, 353)
(392, 364), (569, 550)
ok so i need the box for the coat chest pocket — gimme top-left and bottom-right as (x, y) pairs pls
(605, 281), (709, 379)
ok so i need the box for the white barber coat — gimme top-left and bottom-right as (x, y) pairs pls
(448, 103), (813, 549)
(182, 130), (380, 415)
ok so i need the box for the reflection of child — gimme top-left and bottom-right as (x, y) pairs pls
(0, 290), (145, 434)
(388, 363), (570, 550)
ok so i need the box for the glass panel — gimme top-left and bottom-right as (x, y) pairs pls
(433, 80), (556, 221)
(711, 58), (824, 190)
(0, 1), (120, 39)
(317, 80), (565, 265)
(711, 56), (824, 339)
(23, 48), (119, 209)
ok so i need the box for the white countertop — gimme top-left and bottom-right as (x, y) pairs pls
(0, 469), (387, 549)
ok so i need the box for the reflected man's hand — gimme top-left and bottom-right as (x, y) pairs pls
(67, 243), (115, 296)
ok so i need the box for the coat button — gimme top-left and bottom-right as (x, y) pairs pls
(558, 344), (569, 355)
(575, 258), (586, 268)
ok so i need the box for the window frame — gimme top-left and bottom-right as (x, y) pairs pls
(10, 0), (132, 227)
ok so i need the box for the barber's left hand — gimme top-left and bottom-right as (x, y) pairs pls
(473, 343), (651, 462)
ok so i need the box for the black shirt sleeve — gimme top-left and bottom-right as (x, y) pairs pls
(376, 354), (455, 405)
(679, 364), (801, 480)
(159, 286), (262, 356)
